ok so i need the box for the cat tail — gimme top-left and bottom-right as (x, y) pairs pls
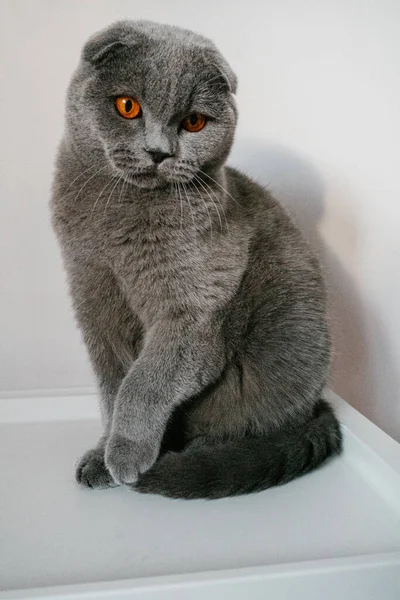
(134, 399), (342, 500)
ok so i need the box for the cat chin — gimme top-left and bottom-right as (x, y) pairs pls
(122, 172), (194, 191)
(123, 173), (171, 191)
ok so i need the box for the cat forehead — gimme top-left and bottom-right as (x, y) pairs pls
(81, 20), (237, 95)
(83, 20), (214, 68)
(88, 41), (214, 87)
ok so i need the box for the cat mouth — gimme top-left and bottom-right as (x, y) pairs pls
(123, 167), (195, 187)
(122, 167), (157, 181)
(132, 169), (157, 179)
(111, 151), (196, 187)
(120, 167), (171, 189)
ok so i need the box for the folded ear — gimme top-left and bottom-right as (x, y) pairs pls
(205, 48), (238, 95)
(218, 61), (238, 95)
(82, 21), (132, 66)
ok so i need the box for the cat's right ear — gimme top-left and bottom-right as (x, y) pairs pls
(82, 23), (130, 66)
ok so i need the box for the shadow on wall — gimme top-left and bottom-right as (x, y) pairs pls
(230, 139), (399, 440)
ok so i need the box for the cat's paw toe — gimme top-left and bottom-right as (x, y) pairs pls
(76, 448), (117, 489)
(105, 435), (158, 485)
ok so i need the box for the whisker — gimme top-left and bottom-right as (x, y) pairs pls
(197, 169), (241, 207)
(90, 174), (118, 219)
(179, 181), (198, 248)
(191, 177), (213, 244)
(103, 174), (123, 216)
(176, 181), (184, 235)
(118, 175), (126, 204)
(57, 164), (98, 202)
(194, 174), (229, 233)
(193, 174), (225, 235)
(73, 164), (109, 204)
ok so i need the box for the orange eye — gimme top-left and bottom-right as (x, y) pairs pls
(115, 96), (142, 119)
(182, 113), (207, 132)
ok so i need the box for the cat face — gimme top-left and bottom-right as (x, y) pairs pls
(67, 21), (238, 189)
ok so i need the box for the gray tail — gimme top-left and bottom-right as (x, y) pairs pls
(135, 399), (342, 500)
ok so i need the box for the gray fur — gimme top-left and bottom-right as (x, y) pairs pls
(51, 20), (341, 499)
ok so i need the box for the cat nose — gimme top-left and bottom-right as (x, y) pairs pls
(146, 149), (173, 164)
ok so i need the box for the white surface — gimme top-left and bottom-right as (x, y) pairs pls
(2, 557), (400, 600)
(1, 0), (400, 442)
(1, 392), (399, 598)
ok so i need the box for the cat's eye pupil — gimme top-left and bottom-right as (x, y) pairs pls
(125, 99), (133, 113)
(181, 112), (206, 132)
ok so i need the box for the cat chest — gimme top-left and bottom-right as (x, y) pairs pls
(104, 229), (236, 318)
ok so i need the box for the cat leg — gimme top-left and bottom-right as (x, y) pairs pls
(76, 435), (116, 489)
(105, 316), (226, 485)
(69, 262), (143, 488)
(75, 360), (122, 489)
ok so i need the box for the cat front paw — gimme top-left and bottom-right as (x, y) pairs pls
(105, 434), (159, 485)
(76, 447), (117, 489)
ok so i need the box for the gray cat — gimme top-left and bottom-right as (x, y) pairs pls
(51, 20), (342, 499)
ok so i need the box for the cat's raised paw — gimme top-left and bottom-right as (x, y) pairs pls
(105, 434), (159, 485)
(76, 447), (117, 489)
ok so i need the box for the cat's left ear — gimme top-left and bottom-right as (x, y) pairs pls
(218, 61), (238, 95)
(206, 50), (238, 95)
(82, 21), (132, 66)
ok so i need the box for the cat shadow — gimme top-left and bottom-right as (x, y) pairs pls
(229, 140), (398, 437)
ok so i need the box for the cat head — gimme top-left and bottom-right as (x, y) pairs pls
(67, 20), (238, 189)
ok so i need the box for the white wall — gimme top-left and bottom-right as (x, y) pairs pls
(1, 0), (399, 441)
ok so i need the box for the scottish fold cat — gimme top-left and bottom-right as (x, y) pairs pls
(51, 20), (341, 499)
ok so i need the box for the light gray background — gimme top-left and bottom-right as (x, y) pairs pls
(1, 0), (399, 441)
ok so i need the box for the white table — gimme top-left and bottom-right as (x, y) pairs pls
(1, 391), (399, 599)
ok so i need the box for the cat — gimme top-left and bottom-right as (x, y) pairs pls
(50, 20), (342, 499)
